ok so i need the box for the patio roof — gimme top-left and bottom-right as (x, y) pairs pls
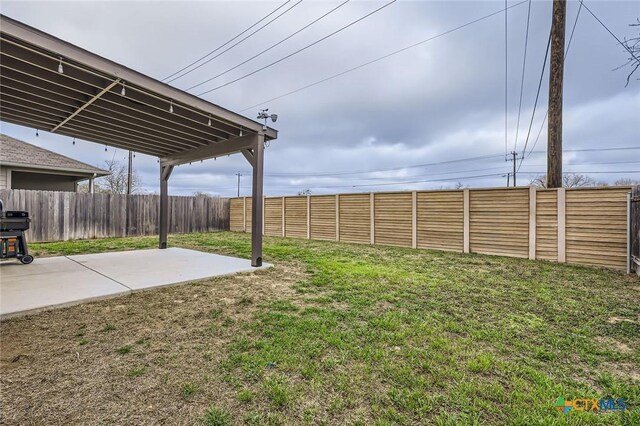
(0, 14), (277, 162)
(0, 14), (272, 266)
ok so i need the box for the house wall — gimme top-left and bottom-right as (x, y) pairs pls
(10, 171), (77, 192)
(0, 165), (9, 189)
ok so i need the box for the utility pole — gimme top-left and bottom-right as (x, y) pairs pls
(236, 172), (242, 197)
(547, 0), (566, 188)
(127, 150), (133, 195)
(506, 151), (519, 187)
(511, 151), (518, 187)
(506, 173), (511, 187)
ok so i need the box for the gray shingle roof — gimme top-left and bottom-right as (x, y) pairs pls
(0, 134), (109, 176)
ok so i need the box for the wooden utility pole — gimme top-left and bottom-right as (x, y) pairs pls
(547, 0), (566, 188)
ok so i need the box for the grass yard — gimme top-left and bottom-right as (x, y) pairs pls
(1, 232), (638, 425)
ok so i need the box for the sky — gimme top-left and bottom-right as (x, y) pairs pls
(1, 0), (639, 196)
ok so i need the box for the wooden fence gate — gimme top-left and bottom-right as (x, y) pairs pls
(631, 186), (640, 274)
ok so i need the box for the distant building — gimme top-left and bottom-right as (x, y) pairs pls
(0, 134), (109, 192)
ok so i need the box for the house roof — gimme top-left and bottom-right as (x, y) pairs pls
(0, 133), (110, 176)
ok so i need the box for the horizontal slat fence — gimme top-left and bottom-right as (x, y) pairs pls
(231, 186), (636, 271)
(0, 189), (229, 242)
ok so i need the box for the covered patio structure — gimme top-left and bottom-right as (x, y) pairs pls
(0, 14), (277, 266)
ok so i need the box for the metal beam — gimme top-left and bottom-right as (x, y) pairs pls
(159, 163), (174, 249)
(250, 134), (265, 267)
(160, 133), (259, 166)
(242, 148), (255, 167)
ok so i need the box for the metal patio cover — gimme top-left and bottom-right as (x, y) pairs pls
(0, 14), (275, 266)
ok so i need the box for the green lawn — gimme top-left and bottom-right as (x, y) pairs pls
(3, 232), (638, 425)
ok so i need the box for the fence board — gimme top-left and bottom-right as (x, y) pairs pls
(565, 187), (631, 270)
(264, 197), (283, 237)
(310, 195), (336, 241)
(375, 192), (412, 247)
(469, 188), (529, 258)
(339, 193), (371, 244)
(244, 198), (253, 233)
(417, 191), (464, 251)
(229, 198), (244, 231)
(284, 197), (307, 238)
(0, 189), (229, 242)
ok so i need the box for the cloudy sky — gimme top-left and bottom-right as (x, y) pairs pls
(1, 0), (639, 196)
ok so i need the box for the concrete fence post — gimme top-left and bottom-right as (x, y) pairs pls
(370, 192), (375, 245)
(336, 194), (340, 242)
(307, 195), (311, 239)
(412, 191), (417, 249)
(463, 189), (470, 253)
(557, 188), (566, 263)
(529, 186), (537, 260)
(281, 197), (286, 237)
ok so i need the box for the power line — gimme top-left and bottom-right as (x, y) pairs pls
(186, 0), (351, 91)
(307, 172), (507, 189)
(257, 153), (506, 177)
(195, 0), (399, 95)
(581, 1), (640, 63)
(520, 0), (583, 165)
(243, 146), (640, 178)
(513, 0), (532, 153)
(164, 0), (303, 83)
(516, 30), (551, 171)
(237, 0), (528, 113)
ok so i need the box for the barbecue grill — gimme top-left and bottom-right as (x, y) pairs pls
(0, 199), (34, 264)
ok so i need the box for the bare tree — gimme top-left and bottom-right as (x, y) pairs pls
(96, 159), (143, 194)
(619, 19), (640, 86)
(614, 178), (640, 186)
(530, 173), (597, 188)
(298, 189), (312, 196)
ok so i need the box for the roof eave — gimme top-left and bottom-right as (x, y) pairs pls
(0, 161), (110, 177)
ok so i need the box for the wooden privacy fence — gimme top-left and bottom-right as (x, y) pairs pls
(0, 189), (229, 243)
(231, 186), (637, 271)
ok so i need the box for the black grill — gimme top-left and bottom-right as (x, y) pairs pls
(0, 200), (34, 264)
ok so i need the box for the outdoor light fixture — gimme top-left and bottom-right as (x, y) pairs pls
(257, 109), (278, 131)
(72, 137), (75, 145)
(169, 100), (174, 113)
(58, 57), (63, 73)
(208, 115), (212, 126)
(121, 81), (126, 96)
(35, 129), (39, 137)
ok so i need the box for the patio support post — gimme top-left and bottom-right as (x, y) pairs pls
(159, 162), (174, 249)
(242, 133), (265, 267)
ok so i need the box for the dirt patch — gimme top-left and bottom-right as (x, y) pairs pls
(594, 336), (634, 354)
(606, 316), (638, 325)
(0, 261), (307, 425)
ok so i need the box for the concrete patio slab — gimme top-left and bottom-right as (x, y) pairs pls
(0, 257), (128, 318)
(1, 248), (271, 319)
(68, 248), (269, 291)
